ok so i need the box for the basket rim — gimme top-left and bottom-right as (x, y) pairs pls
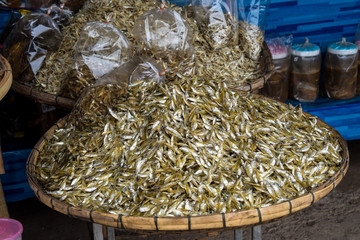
(11, 80), (76, 110)
(13, 42), (273, 110)
(0, 55), (13, 101)
(26, 103), (348, 232)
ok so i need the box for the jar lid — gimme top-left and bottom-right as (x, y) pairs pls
(291, 38), (320, 57)
(328, 37), (358, 55)
(268, 45), (288, 59)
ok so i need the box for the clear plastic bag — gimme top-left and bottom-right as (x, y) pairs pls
(238, 0), (270, 61)
(40, 4), (73, 30)
(1, 12), (62, 83)
(289, 38), (321, 102)
(61, 21), (132, 99)
(191, 0), (238, 49)
(261, 35), (292, 101)
(325, 37), (358, 100)
(96, 56), (165, 86)
(69, 56), (164, 123)
(133, 7), (195, 79)
(70, 84), (128, 125)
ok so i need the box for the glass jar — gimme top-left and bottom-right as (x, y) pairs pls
(261, 45), (290, 101)
(325, 38), (358, 100)
(289, 38), (321, 102)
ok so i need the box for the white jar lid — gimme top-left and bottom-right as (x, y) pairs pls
(328, 37), (358, 55)
(291, 49), (320, 57)
(272, 51), (288, 59)
(291, 37), (320, 57)
(268, 45), (288, 59)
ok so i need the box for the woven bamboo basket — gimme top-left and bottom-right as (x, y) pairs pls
(0, 55), (13, 101)
(26, 103), (349, 232)
(11, 81), (76, 110)
(12, 41), (273, 111)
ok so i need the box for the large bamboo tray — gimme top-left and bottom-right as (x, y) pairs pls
(0, 55), (12, 101)
(26, 107), (349, 232)
(13, 42), (273, 111)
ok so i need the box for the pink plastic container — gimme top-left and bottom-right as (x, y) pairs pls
(0, 218), (23, 240)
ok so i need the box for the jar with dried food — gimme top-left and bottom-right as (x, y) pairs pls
(325, 38), (358, 100)
(261, 36), (291, 101)
(290, 38), (321, 102)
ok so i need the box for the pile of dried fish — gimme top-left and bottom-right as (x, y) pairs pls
(35, 0), (266, 96)
(35, 77), (343, 217)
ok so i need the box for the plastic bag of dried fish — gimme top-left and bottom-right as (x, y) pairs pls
(40, 4), (73, 30)
(1, 12), (62, 83)
(133, 6), (195, 79)
(69, 83), (128, 125)
(96, 55), (165, 86)
(238, 0), (269, 61)
(70, 56), (165, 122)
(191, 0), (238, 49)
(60, 21), (132, 99)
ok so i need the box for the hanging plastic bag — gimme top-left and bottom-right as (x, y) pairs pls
(261, 35), (292, 101)
(1, 12), (62, 83)
(238, 0), (270, 61)
(191, 0), (238, 49)
(40, 4), (73, 30)
(61, 21), (132, 99)
(325, 37), (358, 100)
(133, 6), (195, 79)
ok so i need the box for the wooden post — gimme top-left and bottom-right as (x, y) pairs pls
(93, 223), (104, 240)
(106, 227), (115, 240)
(0, 145), (5, 175)
(0, 179), (9, 218)
(234, 230), (243, 240)
(0, 145), (9, 218)
(252, 226), (262, 240)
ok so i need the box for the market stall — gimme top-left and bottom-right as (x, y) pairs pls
(0, 0), (356, 239)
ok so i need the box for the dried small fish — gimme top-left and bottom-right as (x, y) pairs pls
(36, 77), (343, 217)
(34, 1), (267, 98)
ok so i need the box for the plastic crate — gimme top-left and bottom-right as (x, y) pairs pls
(0, 8), (12, 33)
(1, 149), (35, 202)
